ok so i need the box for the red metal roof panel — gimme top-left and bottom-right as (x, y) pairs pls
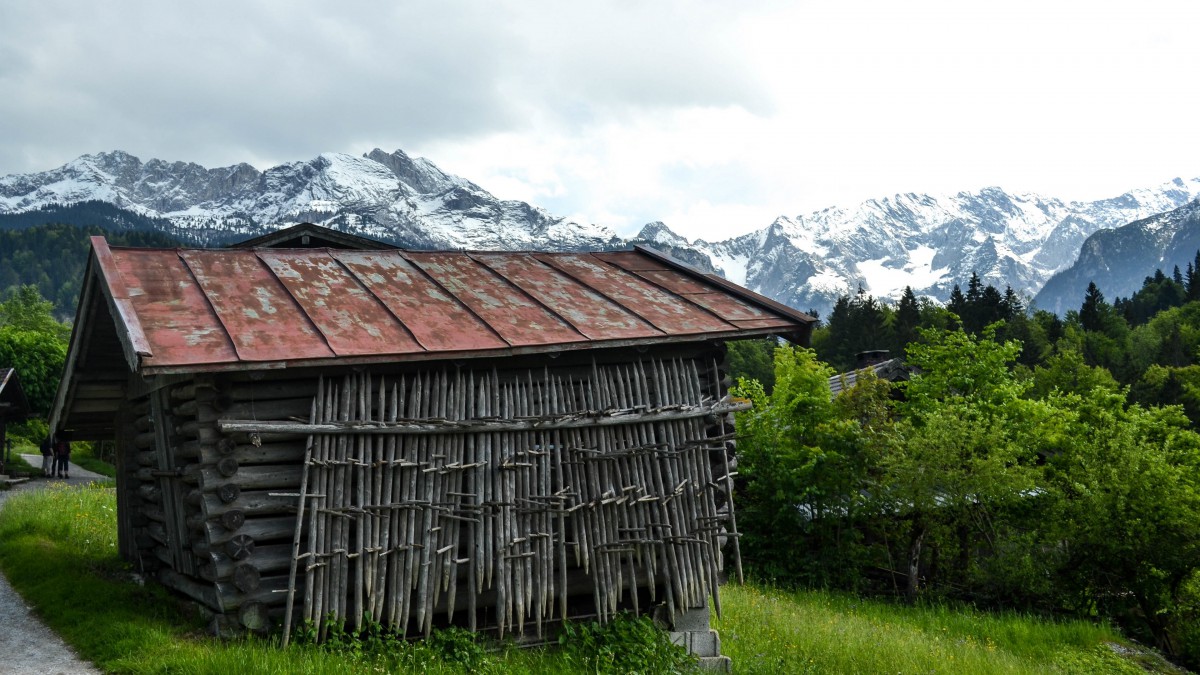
(675, 291), (776, 322)
(536, 254), (736, 334)
(405, 252), (586, 347)
(84, 242), (811, 373)
(472, 254), (660, 340)
(591, 251), (666, 271)
(180, 251), (335, 362)
(112, 250), (238, 367)
(256, 251), (422, 357)
(592, 251), (780, 323)
(330, 250), (508, 352)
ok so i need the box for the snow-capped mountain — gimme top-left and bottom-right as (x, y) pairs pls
(641, 180), (1200, 317)
(1034, 199), (1200, 315)
(2, 149), (1198, 318)
(0, 149), (623, 251)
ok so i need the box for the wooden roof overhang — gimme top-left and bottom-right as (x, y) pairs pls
(0, 368), (31, 422)
(51, 237), (815, 438)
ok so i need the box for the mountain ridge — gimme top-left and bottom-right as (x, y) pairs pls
(1034, 199), (1200, 314)
(3, 150), (1198, 317)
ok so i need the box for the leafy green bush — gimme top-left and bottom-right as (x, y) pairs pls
(558, 613), (696, 675)
(426, 626), (487, 670)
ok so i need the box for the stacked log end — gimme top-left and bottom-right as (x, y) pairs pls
(118, 376), (316, 632)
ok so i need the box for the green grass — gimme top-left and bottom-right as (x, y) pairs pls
(70, 442), (117, 478)
(0, 484), (1185, 674)
(713, 584), (1178, 674)
(2, 450), (35, 476)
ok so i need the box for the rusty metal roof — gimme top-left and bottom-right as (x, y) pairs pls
(86, 237), (814, 375)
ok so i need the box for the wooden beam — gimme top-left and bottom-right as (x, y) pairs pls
(219, 399), (750, 436)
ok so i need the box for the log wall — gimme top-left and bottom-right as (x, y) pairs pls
(115, 344), (740, 637)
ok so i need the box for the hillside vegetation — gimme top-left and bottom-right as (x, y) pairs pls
(725, 269), (1200, 670)
(0, 217), (181, 316)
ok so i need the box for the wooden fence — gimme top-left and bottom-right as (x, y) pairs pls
(223, 358), (742, 642)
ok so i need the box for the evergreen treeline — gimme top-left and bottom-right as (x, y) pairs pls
(0, 200), (178, 233)
(0, 222), (181, 317)
(810, 274), (1061, 371)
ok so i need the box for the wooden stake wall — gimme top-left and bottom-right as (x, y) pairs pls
(110, 347), (741, 637)
(279, 356), (741, 641)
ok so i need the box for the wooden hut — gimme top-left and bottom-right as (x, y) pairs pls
(230, 222), (399, 250)
(0, 368), (31, 474)
(50, 236), (814, 642)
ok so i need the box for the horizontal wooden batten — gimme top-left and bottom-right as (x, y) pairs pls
(219, 399), (750, 436)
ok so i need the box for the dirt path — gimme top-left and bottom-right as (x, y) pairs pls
(0, 457), (107, 674)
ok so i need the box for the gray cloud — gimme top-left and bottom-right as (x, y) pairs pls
(0, 0), (768, 174)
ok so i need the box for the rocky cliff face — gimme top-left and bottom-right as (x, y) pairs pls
(1034, 199), (1200, 314)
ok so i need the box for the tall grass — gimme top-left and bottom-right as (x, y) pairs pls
(0, 485), (1182, 674)
(713, 584), (1160, 674)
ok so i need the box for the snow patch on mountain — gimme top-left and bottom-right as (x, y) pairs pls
(858, 246), (950, 300)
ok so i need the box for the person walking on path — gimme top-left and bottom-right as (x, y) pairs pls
(40, 435), (54, 477)
(53, 433), (71, 479)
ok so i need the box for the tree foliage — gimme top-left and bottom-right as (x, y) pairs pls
(735, 323), (1200, 667)
(725, 338), (777, 393)
(732, 346), (879, 586)
(0, 285), (70, 414)
(0, 221), (180, 317)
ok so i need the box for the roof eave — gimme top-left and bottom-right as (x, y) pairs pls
(137, 324), (798, 376)
(91, 236), (153, 371)
(0, 368), (31, 419)
(49, 238), (149, 433)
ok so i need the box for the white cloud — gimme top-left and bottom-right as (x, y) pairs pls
(1, 0), (1199, 241)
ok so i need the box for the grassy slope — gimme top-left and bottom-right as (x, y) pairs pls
(0, 485), (1186, 674)
(714, 584), (1180, 674)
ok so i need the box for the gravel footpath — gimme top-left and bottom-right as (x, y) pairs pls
(0, 457), (107, 674)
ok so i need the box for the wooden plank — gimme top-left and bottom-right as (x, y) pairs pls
(217, 400), (750, 435)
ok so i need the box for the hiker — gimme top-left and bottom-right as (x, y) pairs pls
(40, 434), (54, 477)
(53, 432), (71, 479)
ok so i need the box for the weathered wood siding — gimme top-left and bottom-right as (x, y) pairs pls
(115, 344), (739, 636)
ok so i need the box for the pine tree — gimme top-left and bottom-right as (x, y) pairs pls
(1188, 254), (1200, 301)
(1079, 282), (1107, 333)
(894, 286), (921, 355)
(947, 284), (966, 327)
(966, 272), (983, 304)
(1001, 286), (1023, 320)
(978, 284), (1005, 332)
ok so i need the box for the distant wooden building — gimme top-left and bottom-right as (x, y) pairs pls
(828, 351), (911, 398)
(0, 368), (31, 473)
(50, 236), (814, 640)
(230, 222), (399, 250)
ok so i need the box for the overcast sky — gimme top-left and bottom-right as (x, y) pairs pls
(1, 1), (1197, 240)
